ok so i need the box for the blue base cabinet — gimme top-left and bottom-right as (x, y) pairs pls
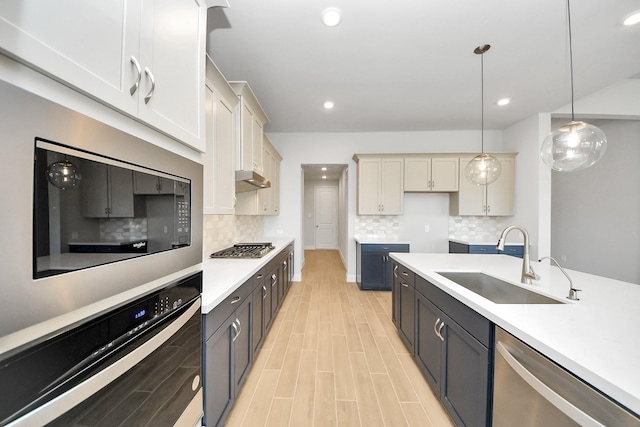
(449, 240), (524, 258)
(356, 242), (409, 290)
(396, 267), (494, 427)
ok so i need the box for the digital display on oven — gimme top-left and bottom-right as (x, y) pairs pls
(130, 305), (150, 324)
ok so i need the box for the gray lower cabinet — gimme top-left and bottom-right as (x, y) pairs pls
(398, 271), (493, 427)
(203, 244), (295, 426)
(392, 262), (415, 353)
(203, 291), (252, 427)
(357, 243), (410, 290)
(251, 271), (267, 357)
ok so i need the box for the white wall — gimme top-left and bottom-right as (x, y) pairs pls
(263, 130), (503, 281)
(551, 119), (640, 283)
(502, 113), (552, 259)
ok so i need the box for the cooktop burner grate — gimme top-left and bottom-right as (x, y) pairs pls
(210, 243), (274, 259)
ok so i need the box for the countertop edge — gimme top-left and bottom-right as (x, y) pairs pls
(201, 237), (294, 314)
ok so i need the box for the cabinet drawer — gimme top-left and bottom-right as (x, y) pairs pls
(468, 245), (499, 254)
(361, 243), (409, 253)
(252, 268), (267, 291)
(395, 263), (415, 286)
(415, 275), (492, 347)
(204, 279), (253, 340)
(500, 245), (524, 257)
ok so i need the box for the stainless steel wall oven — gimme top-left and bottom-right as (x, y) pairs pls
(0, 272), (203, 426)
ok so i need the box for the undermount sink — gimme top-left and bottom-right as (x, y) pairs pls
(436, 272), (564, 304)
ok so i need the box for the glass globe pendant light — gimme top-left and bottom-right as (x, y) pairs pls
(47, 157), (81, 190)
(540, 0), (607, 171)
(465, 44), (501, 186)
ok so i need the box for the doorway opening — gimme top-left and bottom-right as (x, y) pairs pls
(301, 164), (348, 268)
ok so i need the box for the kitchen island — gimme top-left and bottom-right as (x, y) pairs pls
(389, 252), (640, 416)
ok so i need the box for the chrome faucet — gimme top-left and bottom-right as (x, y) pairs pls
(497, 225), (539, 284)
(539, 256), (581, 301)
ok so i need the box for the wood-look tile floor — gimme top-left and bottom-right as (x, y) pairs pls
(224, 250), (455, 427)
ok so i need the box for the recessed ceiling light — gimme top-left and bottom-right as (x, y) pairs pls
(323, 100), (335, 109)
(322, 7), (342, 27)
(321, 167), (327, 171)
(623, 11), (640, 26)
(497, 98), (511, 106)
(322, 175), (327, 179)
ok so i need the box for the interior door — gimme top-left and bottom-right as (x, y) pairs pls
(314, 186), (337, 249)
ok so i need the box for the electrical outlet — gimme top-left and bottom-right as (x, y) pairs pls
(424, 225), (430, 232)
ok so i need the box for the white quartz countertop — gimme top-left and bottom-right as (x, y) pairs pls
(201, 237), (294, 314)
(355, 236), (411, 245)
(389, 252), (640, 415)
(449, 238), (525, 246)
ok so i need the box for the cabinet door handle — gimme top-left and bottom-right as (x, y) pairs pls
(401, 271), (409, 277)
(256, 274), (263, 279)
(283, 261), (287, 270)
(434, 318), (445, 341)
(231, 319), (240, 342)
(130, 56), (141, 95)
(144, 67), (155, 104)
(230, 296), (241, 304)
(271, 274), (277, 286)
(393, 265), (398, 278)
(262, 285), (267, 300)
(401, 282), (409, 288)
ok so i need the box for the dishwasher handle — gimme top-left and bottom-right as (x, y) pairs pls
(496, 341), (605, 427)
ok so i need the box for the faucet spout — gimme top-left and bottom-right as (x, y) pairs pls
(497, 225), (539, 285)
(539, 256), (581, 301)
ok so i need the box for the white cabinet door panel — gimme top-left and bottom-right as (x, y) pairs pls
(0, 0), (140, 114)
(138, 0), (205, 151)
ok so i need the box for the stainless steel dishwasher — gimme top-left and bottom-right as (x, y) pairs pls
(493, 327), (640, 427)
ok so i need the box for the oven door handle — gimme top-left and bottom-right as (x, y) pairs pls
(9, 299), (201, 427)
(496, 342), (605, 427)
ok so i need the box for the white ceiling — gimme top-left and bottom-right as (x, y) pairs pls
(207, 0), (640, 133)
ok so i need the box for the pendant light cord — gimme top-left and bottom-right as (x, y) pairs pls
(481, 49), (484, 153)
(567, 0), (575, 121)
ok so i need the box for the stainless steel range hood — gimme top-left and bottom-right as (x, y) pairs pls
(235, 170), (271, 192)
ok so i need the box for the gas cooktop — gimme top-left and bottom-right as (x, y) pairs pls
(209, 243), (274, 259)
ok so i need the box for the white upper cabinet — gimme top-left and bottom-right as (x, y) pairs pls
(404, 156), (459, 192)
(0, 0), (208, 151)
(354, 155), (404, 215)
(451, 154), (516, 216)
(203, 56), (238, 215)
(229, 82), (269, 174)
(235, 136), (282, 216)
(136, 0), (206, 151)
(260, 136), (282, 215)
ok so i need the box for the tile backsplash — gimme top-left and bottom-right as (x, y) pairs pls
(354, 215), (400, 237)
(203, 215), (264, 256)
(448, 216), (505, 242)
(354, 215), (506, 243)
(100, 218), (147, 241)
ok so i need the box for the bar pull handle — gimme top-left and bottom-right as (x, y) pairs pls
(144, 67), (155, 104)
(496, 342), (605, 427)
(130, 56), (141, 95)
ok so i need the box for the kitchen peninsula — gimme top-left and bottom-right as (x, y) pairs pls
(390, 252), (640, 417)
